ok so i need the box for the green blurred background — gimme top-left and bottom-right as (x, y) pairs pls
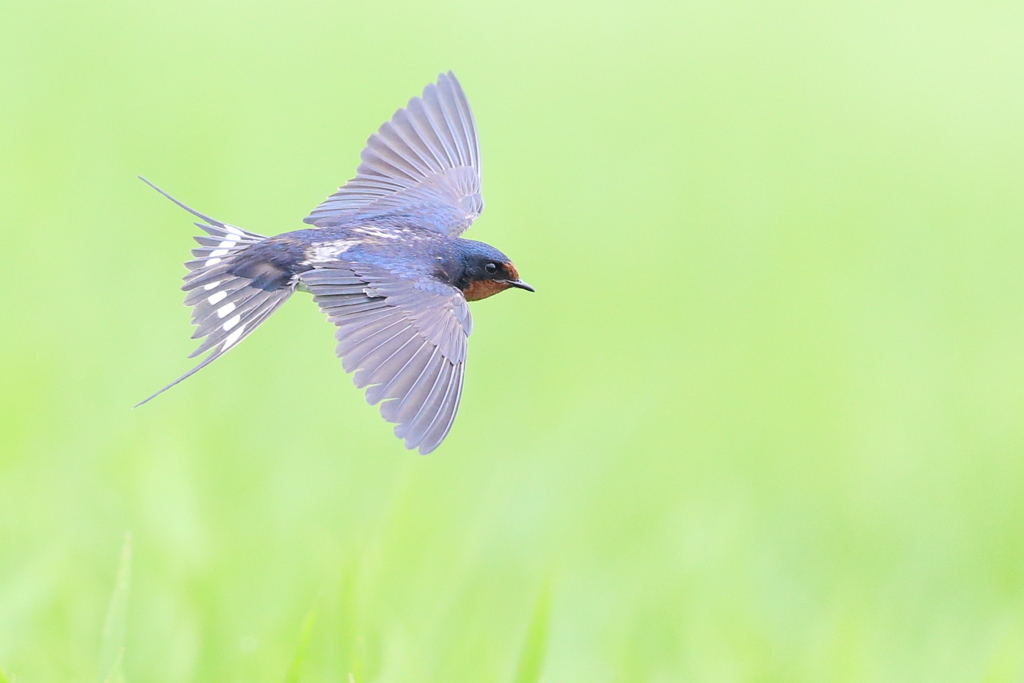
(3, 0), (1024, 680)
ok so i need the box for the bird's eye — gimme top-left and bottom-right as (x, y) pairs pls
(484, 262), (498, 275)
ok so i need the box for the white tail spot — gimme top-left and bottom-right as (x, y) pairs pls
(223, 314), (242, 331)
(209, 239), (236, 258)
(208, 291), (228, 305)
(223, 324), (246, 349)
(206, 238), (238, 265)
(203, 280), (222, 291)
(217, 302), (236, 318)
(224, 225), (244, 236)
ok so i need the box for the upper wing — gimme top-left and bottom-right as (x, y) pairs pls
(301, 263), (473, 454)
(304, 72), (483, 236)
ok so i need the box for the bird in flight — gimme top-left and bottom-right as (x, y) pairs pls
(137, 72), (533, 454)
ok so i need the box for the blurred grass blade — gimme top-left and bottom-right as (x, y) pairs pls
(0, 663), (10, 683)
(101, 648), (124, 683)
(97, 532), (132, 683)
(511, 582), (553, 683)
(283, 598), (319, 683)
(337, 563), (364, 682)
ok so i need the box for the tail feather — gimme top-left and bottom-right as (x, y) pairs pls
(182, 276), (248, 306)
(135, 178), (295, 407)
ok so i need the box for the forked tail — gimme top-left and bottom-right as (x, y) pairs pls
(135, 178), (295, 407)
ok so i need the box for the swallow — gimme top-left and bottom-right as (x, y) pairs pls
(137, 72), (533, 454)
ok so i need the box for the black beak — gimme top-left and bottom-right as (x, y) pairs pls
(508, 279), (535, 292)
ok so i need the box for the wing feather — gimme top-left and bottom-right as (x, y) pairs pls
(398, 358), (455, 443)
(303, 72), (483, 236)
(395, 359), (452, 443)
(382, 347), (444, 425)
(417, 361), (463, 452)
(301, 264), (472, 453)
(365, 340), (434, 405)
(344, 321), (413, 370)
(351, 327), (419, 388)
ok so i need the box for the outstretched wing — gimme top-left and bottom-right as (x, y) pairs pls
(304, 72), (483, 236)
(301, 263), (473, 454)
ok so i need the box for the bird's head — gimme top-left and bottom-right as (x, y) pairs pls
(454, 240), (534, 302)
